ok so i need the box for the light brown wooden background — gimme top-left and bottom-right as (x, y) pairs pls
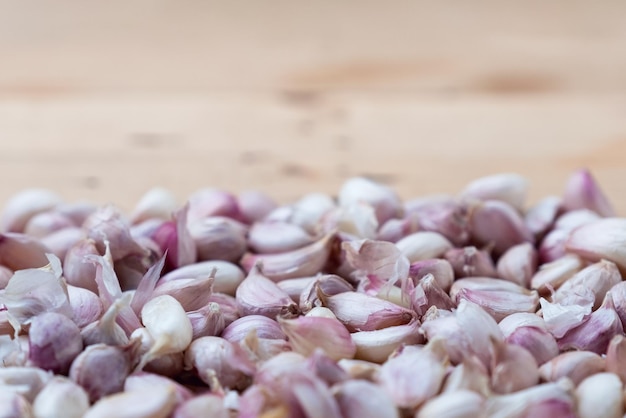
(1, 1), (626, 213)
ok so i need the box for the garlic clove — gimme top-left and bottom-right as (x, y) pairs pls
(40, 226), (86, 260)
(0, 366), (52, 402)
(28, 312), (83, 374)
(416, 390), (485, 418)
(554, 259), (621, 310)
(305, 349), (348, 386)
(410, 273), (456, 315)
(56, 201), (97, 226)
(408, 258), (455, 292)
(69, 343), (135, 403)
(338, 177), (403, 225)
(187, 188), (243, 224)
(395, 231), (453, 263)
(556, 208), (602, 231)
(566, 218), (626, 273)
(188, 216), (248, 262)
(377, 345), (446, 409)
(524, 196), (561, 238)
(468, 199), (534, 256)
(576, 372), (623, 418)
(187, 302), (227, 339)
(240, 328), (292, 363)
(530, 254), (583, 294)
(606, 335), (626, 384)
(33, 377), (90, 418)
(490, 339), (539, 394)
(278, 315), (356, 361)
(221, 315), (286, 344)
(138, 295), (192, 368)
(173, 394), (229, 418)
(484, 379), (575, 418)
(235, 265), (300, 319)
(299, 275), (354, 312)
(460, 173), (529, 212)
(538, 351), (606, 386)
(24, 211), (75, 238)
(63, 239), (99, 293)
(130, 187), (178, 224)
(66, 285), (103, 328)
(318, 290), (415, 332)
(159, 260), (245, 296)
(409, 199), (470, 247)
(130, 327), (184, 378)
(333, 379), (400, 418)
(151, 276), (214, 312)
(83, 386), (177, 418)
(125, 371), (194, 406)
(208, 292), (240, 325)
(277, 276), (317, 303)
(248, 221), (315, 254)
(80, 293), (131, 347)
(321, 202), (379, 239)
(538, 229), (569, 264)
(562, 168), (615, 217)
(1, 188), (63, 233)
(150, 204), (196, 270)
(305, 306), (337, 318)
(377, 214), (420, 243)
(557, 291), (623, 354)
(444, 246), (497, 278)
(539, 297), (592, 339)
(240, 234), (334, 282)
(496, 242), (538, 288)
(611, 281), (626, 329)
(285, 192), (336, 234)
(0, 391), (34, 418)
(0, 233), (50, 270)
(0, 265), (12, 290)
(336, 359), (381, 381)
(351, 318), (423, 363)
(455, 300), (504, 370)
(504, 325), (559, 366)
(237, 189), (277, 224)
(184, 336), (255, 390)
(442, 355), (491, 396)
(343, 239), (409, 286)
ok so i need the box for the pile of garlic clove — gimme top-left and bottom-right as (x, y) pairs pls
(1, 169), (625, 418)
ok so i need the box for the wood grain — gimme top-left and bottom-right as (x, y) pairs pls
(1, 1), (625, 213)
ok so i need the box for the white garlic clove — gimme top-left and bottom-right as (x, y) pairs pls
(33, 377), (90, 418)
(576, 372), (623, 418)
(285, 192), (336, 234)
(63, 239), (99, 293)
(442, 355), (491, 396)
(130, 187), (178, 224)
(351, 319), (423, 363)
(1, 188), (63, 233)
(606, 335), (626, 384)
(539, 351), (606, 386)
(539, 297), (592, 338)
(237, 190), (277, 224)
(248, 221), (315, 254)
(566, 218), (626, 273)
(524, 196), (561, 238)
(235, 266), (299, 319)
(172, 394), (229, 418)
(0, 366), (52, 402)
(83, 386), (177, 418)
(40, 227), (86, 260)
(333, 379), (400, 418)
(80, 293), (131, 347)
(0, 391), (34, 418)
(460, 173), (528, 212)
(496, 242), (538, 287)
(410, 273), (456, 315)
(240, 234), (334, 282)
(159, 260), (244, 296)
(562, 168), (615, 217)
(416, 390), (485, 418)
(395, 231), (453, 263)
(338, 177), (403, 225)
(24, 211), (75, 238)
(221, 315), (286, 344)
(530, 254), (583, 294)
(66, 285), (103, 329)
(484, 379), (575, 418)
(125, 372), (194, 406)
(377, 214), (420, 243)
(278, 315), (356, 361)
(277, 276), (317, 304)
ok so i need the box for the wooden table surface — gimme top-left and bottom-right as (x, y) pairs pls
(1, 1), (626, 213)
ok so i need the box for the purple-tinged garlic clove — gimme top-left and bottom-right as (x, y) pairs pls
(496, 242), (538, 288)
(468, 200), (534, 256)
(187, 188), (243, 223)
(28, 312), (83, 374)
(562, 168), (615, 217)
(490, 339), (539, 394)
(69, 343), (136, 403)
(278, 315), (356, 361)
(410, 273), (456, 316)
(208, 292), (240, 325)
(151, 276), (214, 312)
(318, 290), (415, 332)
(576, 372), (623, 418)
(285, 192), (336, 234)
(184, 336), (255, 390)
(0, 391), (34, 418)
(173, 394), (229, 418)
(130, 187), (178, 224)
(460, 173), (529, 212)
(160, 260), (244, 296)
(248, 221), (315, 254)
(40, 226), (86, 260)
(611, 281), (626, 329)
(334, 379), (400, 418)
(237, 190), (277, 224)
(442, 355), (491, 396)
(444, 246), (497, 278)
(1, 188), (63, 233)
(240, 234), (334, 282)
(395, 232), (453, 263)
(80, 293), (130, 347)
(416, 390), (485, 418)
(566, 218), (626, 273)
(484, 379), (576, 418)
(187, 302), (227, 339)
(524, 196), (561, 238)
(63, 238), (99, 293)
(338, 177), (403, 225)
(538, 351), (605, 386)
(539, 297), (592, 339)
(538, 229), (569, 263)
(553, 259), (621, 310)
(0, 265), (12, 289)
(83, 386), (177, 418)
(150, 204), (195, 270)
(408, 258), (455, 292)
(56, 201), (97, 226)
(33, 377), (90, 418)
(530, 254), (583, 295)
(188, 216), (247, 262)
(606, 335), (626, 384)
(277, 276), (317, 304)
(351, 318), (423, 363)
(0, 233), (50, 270)
(377, 214), (420, 243)
(24, 211), (75, 238)
(409, 199), (470, 247)
(221, 315), (286, 344)
(66, 285), (103, 329)
(235, 266), (299, 319)
(557, 292), (623, 354)
(503, 325), (559, 366)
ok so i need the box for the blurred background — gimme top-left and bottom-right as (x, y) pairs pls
(1, 1), (626, 212)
